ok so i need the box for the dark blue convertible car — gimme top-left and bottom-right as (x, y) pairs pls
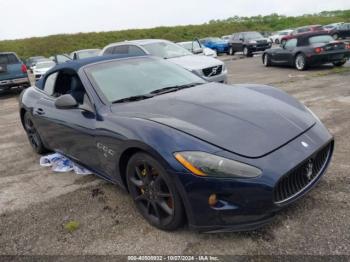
(19, 55), (334, 232)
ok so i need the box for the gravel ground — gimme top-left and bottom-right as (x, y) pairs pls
(0, 55), (349, 255)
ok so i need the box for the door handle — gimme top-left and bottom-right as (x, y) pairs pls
(35, 108), (45, 115)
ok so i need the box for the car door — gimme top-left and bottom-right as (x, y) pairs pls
(232, 33), (243, 52)
(32, 70), (100, 170)
(271, 39), (297, 64)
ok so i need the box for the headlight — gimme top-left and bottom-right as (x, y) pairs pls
(174, 151), (262, 178)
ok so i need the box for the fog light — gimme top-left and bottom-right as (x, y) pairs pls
(208, 194), (218, 207)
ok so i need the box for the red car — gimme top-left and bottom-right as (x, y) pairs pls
(281, 25), (325, 45)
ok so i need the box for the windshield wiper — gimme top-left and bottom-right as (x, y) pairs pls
(150, 83), (204, 96)
(112, 94), (154, 104)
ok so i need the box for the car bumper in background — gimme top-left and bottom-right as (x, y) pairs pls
(202, 72), (228, 83)
(173, 122), (333, 232)
(0, 77), (30, 91)
(249, 44), (272, 52)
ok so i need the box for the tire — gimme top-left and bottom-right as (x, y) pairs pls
(126, 152), (184, 231)
(275, 39), (280, 45)
(295, 53), (307, 71)
(281, 39), (287, 46)
(23, 111), (48, 154)
(332, 34), (339, 40)
(243, 46), (251, 57)
(228, 46), (235, 56)
(333, 59), (347, 67)
(263, 53), (271, 67)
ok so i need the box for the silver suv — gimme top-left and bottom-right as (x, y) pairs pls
(101, 39), (227, 83)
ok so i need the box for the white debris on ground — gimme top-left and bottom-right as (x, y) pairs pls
(40, 153), (93, 175)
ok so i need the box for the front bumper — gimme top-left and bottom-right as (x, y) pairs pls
(173, 122), (333, 232)
(249, 44), (272, 52)
(0, 77), (30, 91)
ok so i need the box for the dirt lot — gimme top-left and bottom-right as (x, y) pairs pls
(0, 55), (349, 256)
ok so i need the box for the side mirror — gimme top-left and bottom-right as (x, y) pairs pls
(55, 94), (78, 109)
(193, 48), (203, 54)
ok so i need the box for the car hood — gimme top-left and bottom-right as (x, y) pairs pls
(167, 55), (223, 70)
(111, 83), (316, 158)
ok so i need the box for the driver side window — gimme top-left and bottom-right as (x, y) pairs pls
(44, 71), (87, 105)
(285, 39), (297, 49)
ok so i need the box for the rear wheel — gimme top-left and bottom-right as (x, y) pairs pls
(126, 152), (184, 231)
(275, 39), (280, 45)
(23, 112), (48, 154)
(333, 59), (347, 67)
(243, 46), (251, 57)
(295, 53), (307, 71)
(228, 46), (235, 56)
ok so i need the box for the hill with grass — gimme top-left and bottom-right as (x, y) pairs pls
(1, 9), (349, 59)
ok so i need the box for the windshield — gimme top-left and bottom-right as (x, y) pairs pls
(245, 32), (263, 40)
(77, 50), (101, 59)
(142, 41), (192, 59)
(208, 38), (222, 42)
(36, 61), (55, 69)
(178, 42), (192, 51)
(309, 35), (334, 44)
(86, 58), (205, 102)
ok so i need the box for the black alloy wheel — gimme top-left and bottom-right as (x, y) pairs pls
(23, 112), (47, 154)
(126, 152), (184, 231)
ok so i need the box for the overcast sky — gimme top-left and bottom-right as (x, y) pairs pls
(1, 0), (350, 40)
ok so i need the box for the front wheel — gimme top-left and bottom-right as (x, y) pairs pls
(126, 152), (185, 231)
(243, 46), (251, 57)
(275, 39), (280, 45)
(333, 59), (347, 67)
(263, 54), (271, 67)
(295, 53), (307, 71)
(23, 112), (48, 154)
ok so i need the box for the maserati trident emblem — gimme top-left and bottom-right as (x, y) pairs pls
(301, 141), (309, 148)
(305, 159), (314, 181)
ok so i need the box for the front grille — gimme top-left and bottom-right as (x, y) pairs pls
(274, 142), (332, 204)
(202, 65), (223, 77)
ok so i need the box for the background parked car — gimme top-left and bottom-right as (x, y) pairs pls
(177, 40), (217, 57)
(0, 52), (30, 93)
(101, 39), (227, 83)
(326, 23), (350, 40)
(199, 37), (230, 55)
(280, 25), (325, 45)
(262, 32), (350, 71)
(26, 56), (45, 71)
(228, 31), (272, 57)
(70, 49), (101, 60)
(33, 60), (56, 80)
(269, 29), (294, 44)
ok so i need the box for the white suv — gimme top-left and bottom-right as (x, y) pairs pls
(101, 39), (227, 83)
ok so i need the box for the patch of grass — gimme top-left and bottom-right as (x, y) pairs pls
(64, 220), (80, 233)
(312, 66), (350, 77)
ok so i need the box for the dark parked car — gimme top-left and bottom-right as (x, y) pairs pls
(20, 55), (334, 232)
(280, 25), (325, 45)
(0, 52), (30, 93)
(262, 32), (350, 70)
(228, 32), (272, 57)
(327, 23), (350, 40)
